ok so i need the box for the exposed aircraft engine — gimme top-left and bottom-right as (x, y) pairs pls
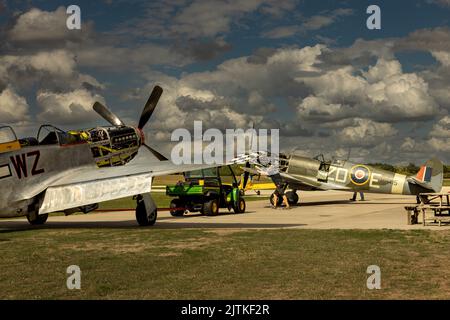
(85, 126), (141, 167)
(279, 153), (290, 173)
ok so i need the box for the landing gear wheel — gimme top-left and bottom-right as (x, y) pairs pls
(203, 199), (219, 216)
(26, 213), (48, 225)
(135, 201), (157, 226)
(170, 199), (185, 217)
(270, 193), (283, 206)
(233, 198), (246, 213)
(286, 191), (299, 205)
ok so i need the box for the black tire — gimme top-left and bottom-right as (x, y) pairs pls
(170, 199), (185, 217)
(203, 199), (219, 216)
(233, 198), (246, 213)
(26, 213), (48, 225)
(270, 193), (283, 206)
(286, 191), (299, 205)
(135, 201), (157, 226)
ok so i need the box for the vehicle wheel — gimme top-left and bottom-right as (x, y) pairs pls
(270, 193), (283, 206)
(27, 213), (48, 225)
(135, 201), (157, 226)
(203, 199), (219, 216)
(170, 199), (185, 217)
(233, 198), (246, 213)
(286, 191), (299, 205)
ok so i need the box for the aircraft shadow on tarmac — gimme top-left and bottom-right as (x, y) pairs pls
(0, 218), (306, 234)
(276, 199), (415, 207)
(157, 210), (253, 220)
(269, 200), (353, 207)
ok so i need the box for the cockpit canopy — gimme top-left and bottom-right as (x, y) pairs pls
(37, 125), (84, 146)
(313, 153), (346, 167)
(0, 126), (17, 144)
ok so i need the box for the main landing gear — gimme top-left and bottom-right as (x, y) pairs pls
(135, 194), (158, 226)
(285, 191), (299, 205)
(270, 190), (299, 206)
(26, 201), (48, 225)
(27, 213), (48, 225)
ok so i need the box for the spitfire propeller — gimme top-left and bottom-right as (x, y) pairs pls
(93, 85), (168, 161)
(242, 161), (251, 189)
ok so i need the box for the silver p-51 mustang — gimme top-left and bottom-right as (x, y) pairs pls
(0, 86), (211, 226)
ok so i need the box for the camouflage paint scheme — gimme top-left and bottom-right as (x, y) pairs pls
(280, 155), (443, 195)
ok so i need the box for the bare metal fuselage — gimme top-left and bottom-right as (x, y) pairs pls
(0, 143), (95, 218)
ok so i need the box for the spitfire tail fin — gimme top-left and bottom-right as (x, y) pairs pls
(408, 158), (443, 193)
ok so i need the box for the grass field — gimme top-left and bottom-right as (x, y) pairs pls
(444, 179), (450, 187)
(1, 228), (450, 299)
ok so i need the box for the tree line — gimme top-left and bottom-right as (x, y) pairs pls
(368, 163), (450, 178)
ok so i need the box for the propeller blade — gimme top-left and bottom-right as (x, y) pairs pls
(138, 85), (163, 130)
(93, 102), (125, 127)
(143, 143), (168, 161)
(240, 166), (260, 175)
(242, 161), (251, 189)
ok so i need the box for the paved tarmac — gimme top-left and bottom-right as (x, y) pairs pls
(2, 188), (449, 231)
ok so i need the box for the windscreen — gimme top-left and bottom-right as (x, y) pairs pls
(0, 127), (17, 144)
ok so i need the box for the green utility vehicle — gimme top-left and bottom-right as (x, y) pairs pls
(166, 166), (246, 216)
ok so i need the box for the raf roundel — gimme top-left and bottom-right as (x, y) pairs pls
(350, 165), (371, 186)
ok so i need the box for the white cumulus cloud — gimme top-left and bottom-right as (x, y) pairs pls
(0, 86), (30, 123)
(36, 89), (105, 125)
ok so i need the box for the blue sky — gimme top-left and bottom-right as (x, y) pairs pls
(1, 0), (450, 163)
(4, 0), (448, 71)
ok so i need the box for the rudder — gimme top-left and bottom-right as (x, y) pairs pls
(414, 158), (443, 192)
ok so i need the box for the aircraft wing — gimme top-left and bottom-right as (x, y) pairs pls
(38, 149), (220, 214)
(241, 167), (350, 191)
(242, 166), (350, 191)
(278, 172), (351, 191)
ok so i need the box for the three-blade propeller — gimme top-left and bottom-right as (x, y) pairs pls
(93, 85), (168, 161)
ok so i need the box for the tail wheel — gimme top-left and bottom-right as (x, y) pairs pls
(285, 191), (299, 205)
(233, 198), (246, 214)
(135, 201), (157, 226)
(270, 193), (283, 206)
(26, 213), (48, 225)
(203, 199), (219, 216)
(170, 199), (185, 217)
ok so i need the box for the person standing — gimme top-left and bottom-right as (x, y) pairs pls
(350, 191), (365, 201)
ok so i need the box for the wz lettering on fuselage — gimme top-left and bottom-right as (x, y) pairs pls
(10, 150), (45, 179)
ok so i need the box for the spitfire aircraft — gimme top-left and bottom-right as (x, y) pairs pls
(0, 86), (214, 226)
(241, 153), (443, 206)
